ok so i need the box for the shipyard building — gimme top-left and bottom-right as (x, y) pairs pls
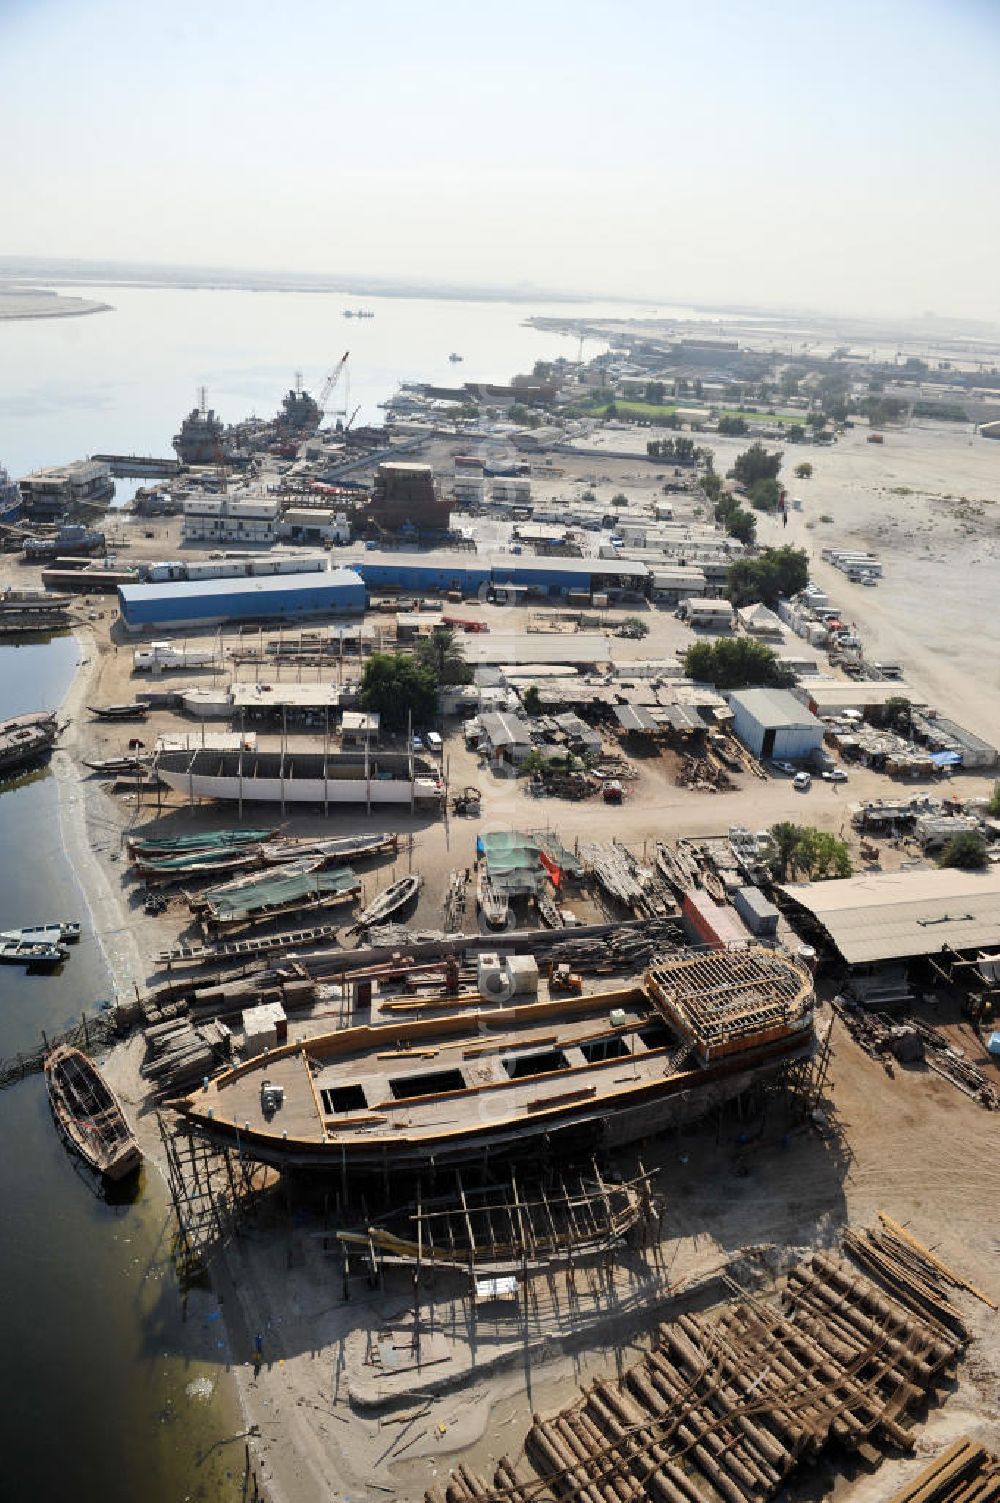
(118, 569), (366, 631)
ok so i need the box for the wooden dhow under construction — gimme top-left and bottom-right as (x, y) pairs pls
(177, 947), (815, 1173)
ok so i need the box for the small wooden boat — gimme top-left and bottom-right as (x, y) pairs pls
(128, 827), (274, 858)
(0, 920), (80, 945)
(261, 832), (399, 866)
(133, 848), (265, 884)
(477, 869), (509, 928)
(84, 755), (150, 775)
(45, 1045), (141, 1182)
(349, 873), (421, 933)
(88, 702), (149, 721)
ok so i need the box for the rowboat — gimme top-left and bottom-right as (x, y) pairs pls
(261, 832), (399, 866)
(134, 848), (265, 884)
(349, 873), (421, 933)
(88, 703), (149, 721)
(45, 1045), (141, 1182)
(84, 755), (149, 775)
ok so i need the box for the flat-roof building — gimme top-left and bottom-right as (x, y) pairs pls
(118, 569), (366, 631)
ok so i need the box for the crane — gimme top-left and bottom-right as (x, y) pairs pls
(316, 351), (349, 429)
(344, 404), (361, 433)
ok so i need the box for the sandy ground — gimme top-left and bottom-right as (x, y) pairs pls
(0, 287), (112, 319)
(16, 408), (1000, 1503)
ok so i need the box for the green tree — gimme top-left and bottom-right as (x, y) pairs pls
(794, 461), (813, 479)
(749, 477), (782, 512)
(732, 443), (783, 488)
(611, 492), (629, 507)
(727, 546), (808, 607)
(769, 821), (803, 881)
(360, 653), (439, 731)
(939, 832), (988, 870)
(883, 696), (912, 733)
(684, 637), (794, 691)
(717, 415), (748, 436)
(414, 627), (472, 686)
(795, 828), (852, 879)
(700, 471), (723, 503)
(726, 507), (757, 546)
(645, 381), (665, 404)
(621, 615), (650, 638)
(522, 684), (541, 716)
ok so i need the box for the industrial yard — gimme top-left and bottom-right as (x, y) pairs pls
(5, 325), (1000, 1503)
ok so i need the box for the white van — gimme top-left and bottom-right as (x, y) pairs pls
(426, 731), (443, 754)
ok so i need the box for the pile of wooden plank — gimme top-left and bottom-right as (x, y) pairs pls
(430, 1225), (980, 1503)
(142, 1018), (231, 1097)
(884, 1438), (1000, 1503)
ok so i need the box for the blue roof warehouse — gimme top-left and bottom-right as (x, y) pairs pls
(118, 569), (366, 631)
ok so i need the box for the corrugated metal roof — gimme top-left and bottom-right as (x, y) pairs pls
(779, 868), (1000, 964)
(119, 569), (362, 603)
(729, 688), (819, 730)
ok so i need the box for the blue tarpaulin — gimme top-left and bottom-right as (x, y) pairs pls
(987, 1032), (1000, 1058)
(930, 750), (962, 767)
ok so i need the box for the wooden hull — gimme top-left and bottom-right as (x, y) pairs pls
(45, 1046), (141, 1182)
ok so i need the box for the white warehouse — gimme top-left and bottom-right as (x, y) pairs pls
(727, 688), (824, 762)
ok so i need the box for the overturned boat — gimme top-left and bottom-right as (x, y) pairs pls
(178, 947), (815, 1174)
(45, 1045), (141, 1182)
(154, 747), (443, 808)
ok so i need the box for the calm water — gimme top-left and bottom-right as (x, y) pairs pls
(0, 285), (668, 478)
(0, 637), (245, 1503)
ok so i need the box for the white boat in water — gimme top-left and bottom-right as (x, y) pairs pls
(155, 748), (444, 808)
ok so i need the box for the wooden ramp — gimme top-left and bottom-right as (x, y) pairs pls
(157, 922), (342, 968)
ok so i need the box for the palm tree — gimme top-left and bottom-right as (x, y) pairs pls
(414, 627), (472, 686)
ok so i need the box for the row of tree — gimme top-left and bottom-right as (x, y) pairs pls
(358, 629), (471, 730)
(769, 822), (852, 880)
(645, 436), (699, 463)
(727, 545), (809, 608)
(684, 636), (794, 691)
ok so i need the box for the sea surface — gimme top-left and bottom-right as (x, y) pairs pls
(0, 283), (660, 1502)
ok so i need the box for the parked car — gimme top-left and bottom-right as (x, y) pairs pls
(772, 760), (797, 776)
(793, 771), (812, 791)
(426, 731), (443, 754)
(410, 734), (424, 751)
(822, 768), (849, 783)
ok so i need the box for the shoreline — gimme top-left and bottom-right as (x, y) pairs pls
(49, 623), (254, 1494)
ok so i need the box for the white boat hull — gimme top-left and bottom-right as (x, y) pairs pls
(156, 766), (442, 806)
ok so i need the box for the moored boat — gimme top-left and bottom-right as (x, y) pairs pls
(0, 920), (80, 945)
(45, 1045), (141, 1181)
(0, 938), (66, 965)
(0, 711), (58, 778)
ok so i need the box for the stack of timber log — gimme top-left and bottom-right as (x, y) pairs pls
(142, 1018), (232, 1097)
(429, 1225), (981, 1503)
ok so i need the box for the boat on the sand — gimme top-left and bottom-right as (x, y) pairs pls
(349, 873), (421, 933)
(261, 832), (398, 866)
(45, 1044), (141, 1181)
(477, 869), (509, 928)
(127, 827), (274, 858)
(88, 702), (149, 721)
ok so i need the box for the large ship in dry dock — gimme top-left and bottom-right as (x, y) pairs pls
(154, 747), (444, 807)
(177, 947), (815, 1172)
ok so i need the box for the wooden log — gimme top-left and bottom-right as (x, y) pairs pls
(667, 1321), (793, 1472)
(587, 1381), (705, 1503)
(646, 1348), (776, 1494)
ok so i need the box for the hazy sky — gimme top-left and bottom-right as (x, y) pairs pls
(4, 0), (999, 319)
